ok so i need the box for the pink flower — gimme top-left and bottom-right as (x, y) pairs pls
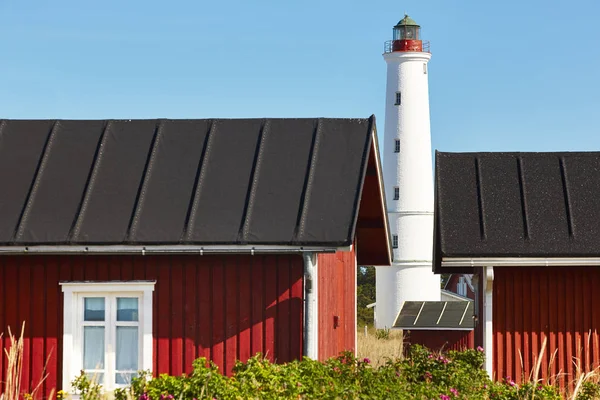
(477, 346), (484, 352)
(363, 357), (371, 364)
(424, 371), (433, 380)
(440, 395), (451, 400)
(450, 388), (459, 396)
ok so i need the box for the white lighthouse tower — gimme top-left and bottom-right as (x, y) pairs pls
(375, 15), (440, 329)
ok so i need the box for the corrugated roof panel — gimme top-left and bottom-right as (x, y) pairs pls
(297, 119), (371, 246)
(73, 120), (157, 243)
(0, 121), (53, 243)
(16, 120), (105, 243)
(186, 119), (263, 244)
(242, 119), (316, 243)
(130, 120), (210, 243)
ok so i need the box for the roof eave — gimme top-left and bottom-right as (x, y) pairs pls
(441, 256), (600, 268)
(0, 244), (342, 256)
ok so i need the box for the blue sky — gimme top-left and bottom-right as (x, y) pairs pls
(1, 0), (599, 153)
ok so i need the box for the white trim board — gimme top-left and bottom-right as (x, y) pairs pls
(442, 257), (600, 268)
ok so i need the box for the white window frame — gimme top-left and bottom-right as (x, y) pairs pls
(61, 282), (155, 394)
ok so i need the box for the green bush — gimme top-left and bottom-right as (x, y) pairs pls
(70, 346), (586, 399)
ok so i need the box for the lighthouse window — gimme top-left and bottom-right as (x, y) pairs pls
(394, 187), (400, 200)
(394, 140), (400, 153)
(392, 235), (398, 249)
(395, 92), (401, 105)
(423, 63), (427, 74)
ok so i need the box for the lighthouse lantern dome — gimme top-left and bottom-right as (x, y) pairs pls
(393, 15), (421, 41)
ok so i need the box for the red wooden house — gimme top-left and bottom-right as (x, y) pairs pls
(434, 151), (600, 389)
(0, 117), (391, 396)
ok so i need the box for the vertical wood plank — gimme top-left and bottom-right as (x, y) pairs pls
(238, 258), (252, 363)
(250, 256), (264, 358)
(170, 256), (184, 376)
(276, 257), (291, 363)
(263, 256), (278, 363)
(197, 258), (211, 360)
(224, 258), (238, 375)
(19, 257), (32, 393)
(183, 257), (197, 373)
(156, 257), (171, 375)
(289, 256), (303, 360)
(211, 259), (225, 372)
(45, 257), (59, 398)
(31, 257), (47, 396)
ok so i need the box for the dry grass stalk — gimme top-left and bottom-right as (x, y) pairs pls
(2, 322), (25, 400)
(357, 328), (404, 367)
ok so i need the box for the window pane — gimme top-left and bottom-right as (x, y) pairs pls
(117, 298), (139, 321)
(85, 372), (104, 385)
(116, 372), (138, 385)
(116, 326), (138, 371)
(83, 327), (105, 369)
(84, 298), (105, 321)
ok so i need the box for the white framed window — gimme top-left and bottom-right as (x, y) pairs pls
(394, 92), (401, 105)
(423, 63), (427, 74)
(61, 282), (155, 394)
(394, 140), (400, 153)
(392, 235), (398, 249)
(394, 187), (400, 200)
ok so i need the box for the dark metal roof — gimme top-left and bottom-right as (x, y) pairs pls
(434, 151), (600, 270)
(393, 301), (474, 330)
(0, 117), (382, 248)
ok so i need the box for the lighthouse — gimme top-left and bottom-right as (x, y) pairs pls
(375, 15), (440, 329)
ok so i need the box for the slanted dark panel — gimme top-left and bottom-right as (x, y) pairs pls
(563, 155), (600, 251)
(130, 120), (211, 243)
(436, 154), (483, 256)
(242, 119), (316, 243)
(187, 119), (263, 243)
(297, 119), (370, 246)
(394, 301), (422, 327)
(478, 156), (524, 250)
(412, 302), (445, 328)
(520, 155), (570, 248)
(0, 121), (53, 243)
(16, 121), (105, 243)
(74, 120), (157, 243)
(437, 302), (473, 329)
(394, 301), (474, 330)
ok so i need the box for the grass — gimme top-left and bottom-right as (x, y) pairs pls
(356, 326), (405, 367)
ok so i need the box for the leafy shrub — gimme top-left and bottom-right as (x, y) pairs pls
(66, 347), (593, 400)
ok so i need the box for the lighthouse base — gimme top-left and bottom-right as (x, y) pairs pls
(375, 264), (440, 329)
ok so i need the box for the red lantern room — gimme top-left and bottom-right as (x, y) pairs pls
(384, 14), (430, 53)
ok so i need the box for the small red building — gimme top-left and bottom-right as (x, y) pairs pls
(0, 117), (391, 396)
(434, 151), (600, 390)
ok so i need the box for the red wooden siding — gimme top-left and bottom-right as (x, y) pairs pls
(494, 267), (600, 392)
(406, 330), (474, 352)
(317, 248), (357, 360)
(0, 254), (303, 398)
